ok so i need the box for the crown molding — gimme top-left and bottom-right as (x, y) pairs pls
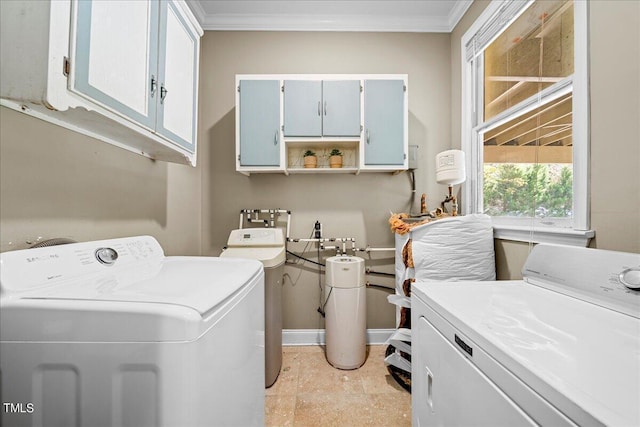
(188, 1), (474, 33)
(186, 0), (207, 25)
(447, 1), (473, 31)
(199, 13), (451, 32)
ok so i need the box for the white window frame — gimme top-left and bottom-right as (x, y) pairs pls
(460, 0), (594, 246)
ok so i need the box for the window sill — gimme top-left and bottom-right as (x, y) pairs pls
(493, 224), (595, 247)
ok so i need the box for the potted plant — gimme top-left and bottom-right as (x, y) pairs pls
(303, 150), (317, 168)
(329, 148), (343, 168)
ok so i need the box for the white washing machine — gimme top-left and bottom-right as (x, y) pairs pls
(0, 236), (265, 427)
(412, 244), (640, 427)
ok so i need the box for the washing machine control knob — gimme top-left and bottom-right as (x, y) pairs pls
(619, 267), (640, 290)
(95, 247), (119, 265)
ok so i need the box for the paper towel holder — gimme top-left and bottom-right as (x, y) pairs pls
(435, 149), (466, 216)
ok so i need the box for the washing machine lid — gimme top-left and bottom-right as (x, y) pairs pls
(8, 257), (261, 313)
(413, 280), (640, 427)
(0, 236), (264, 342)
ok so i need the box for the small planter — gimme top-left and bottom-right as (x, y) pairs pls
(304, 156), (318, 168)
(303, 150), (317, 168)
(329, 148), (343, 168)
(329, 155), (343, 168)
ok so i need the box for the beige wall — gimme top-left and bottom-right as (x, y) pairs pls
(451, 0), (640, 279)
(588, 0), (640, 253)
(198, 31), (452, 328)
(0, 107), (202, 256)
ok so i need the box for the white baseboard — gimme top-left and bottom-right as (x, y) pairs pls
(282, 328), (395, 346)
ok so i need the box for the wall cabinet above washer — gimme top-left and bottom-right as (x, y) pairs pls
(0, 0), (202, 166)
(363, 79), (406, 168)
(283, 80), (361, 137)
(238, 80), (283, 168)
(236, 74), (408, 176)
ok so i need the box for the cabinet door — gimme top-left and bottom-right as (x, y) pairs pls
(363, 80), (405, 166)
(283, 80), (322, 137)
(322, 80), (361, 137)
(73, 0), (158, 129)
(156, 0), (199, 152)
(239, 80), (281, 166)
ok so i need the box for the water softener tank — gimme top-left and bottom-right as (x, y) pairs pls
(220, 228), (285, 387)
(325, 256), (366, 369)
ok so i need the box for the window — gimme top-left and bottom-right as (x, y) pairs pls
(461, 0), (593, 245)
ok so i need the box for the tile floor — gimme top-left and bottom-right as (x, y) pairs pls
(265, 345), (411, 426)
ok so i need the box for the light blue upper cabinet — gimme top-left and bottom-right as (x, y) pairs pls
(239, 80), (281, 167)
(283, 80), (360, 137)
(72, 0), (200, 155)
(364, 80), (406, 166)
(1, 0), (201, 165)
(235, 74), (407, 175)
(283, 81), (322, 137)
(73, 0), (159, 130)
(156, 0), (199, 152)
(322, 81), (361, 137)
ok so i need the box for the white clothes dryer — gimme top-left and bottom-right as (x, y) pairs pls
(0, 236), (265, 427)
(411, 244), (640, 427)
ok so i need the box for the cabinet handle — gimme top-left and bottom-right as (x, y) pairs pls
(366, 129), (370, 144)
(150, 75), (157, 98)
(317, 101), (321, 116)
(160, 84), (168, 104)
(324, 101), (327, 116)
(274, 130), (279, 145)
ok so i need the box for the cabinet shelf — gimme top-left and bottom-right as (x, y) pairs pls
(287, 167), (360, 174)
(287, 143), (358, 170)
